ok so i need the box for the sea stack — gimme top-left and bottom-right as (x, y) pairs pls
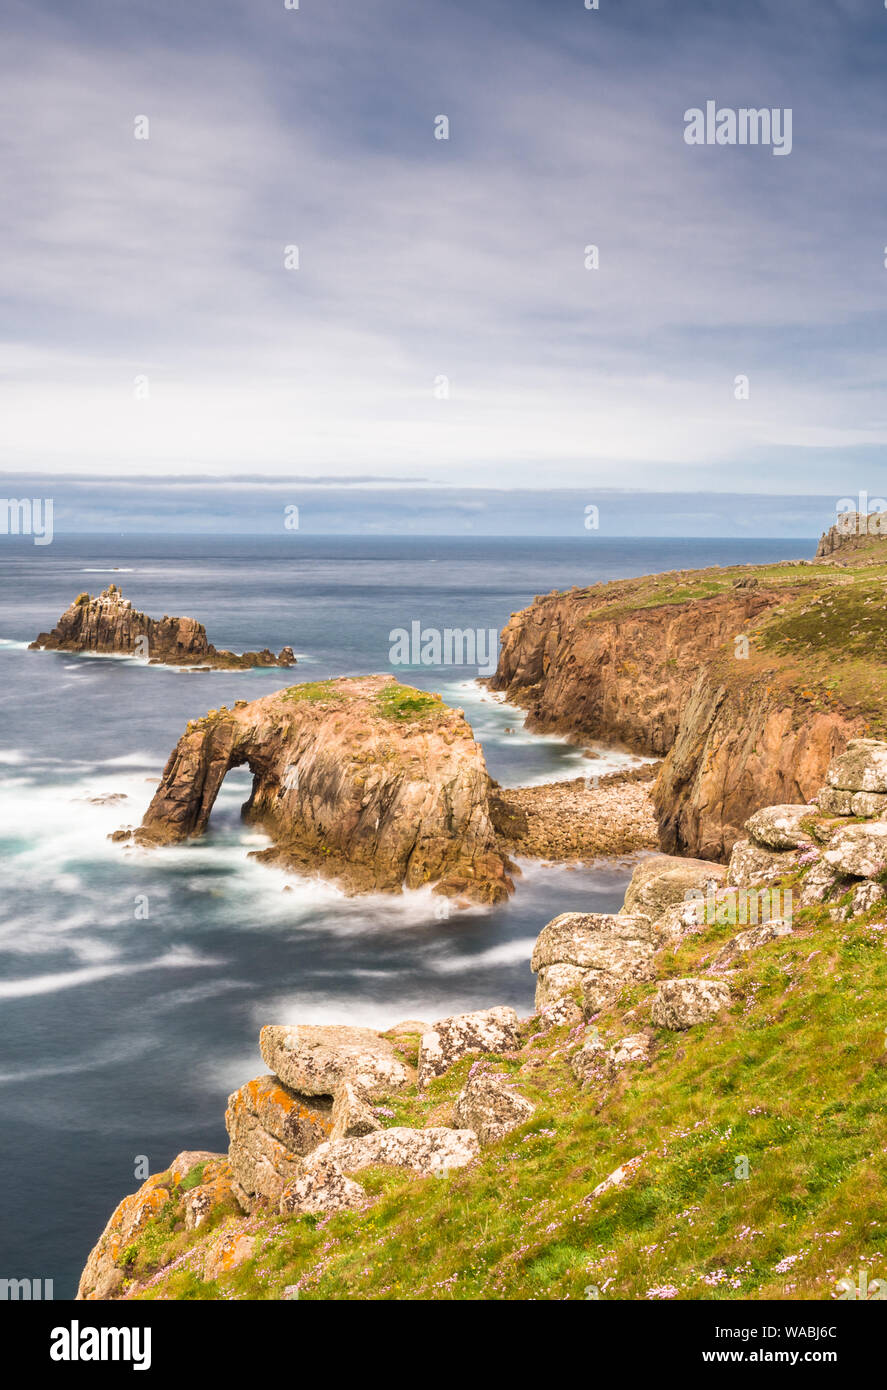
(124, 675), (515, 902)
(29, 585), (295, 670)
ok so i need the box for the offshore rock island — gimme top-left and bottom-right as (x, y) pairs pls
(114, 514), (887, 894)
(29, 584), (296, 670)
(121, 675), (515, 903)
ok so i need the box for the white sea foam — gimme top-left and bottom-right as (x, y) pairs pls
(0, 1035), (152, 1085)
(428, 937), (536, 973)
(0, 946), (219, 999)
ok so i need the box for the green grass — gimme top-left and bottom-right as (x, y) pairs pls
(283, 679), (341, 705)
(180, 1162), (207, 1191)
(374, 682), (441, 722)
(124, 855), (887, 1302)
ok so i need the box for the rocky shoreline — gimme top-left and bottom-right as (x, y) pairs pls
(491, 763), (660, 861)
(76, 734), (887, 1302)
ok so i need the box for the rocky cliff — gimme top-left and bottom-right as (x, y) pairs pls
(123, 675), (514, 902)
(30, 584), (295, 669)
(76, 740), (887, 1302)
(491, 552), (886, 860)
(491, 581), (777, 755)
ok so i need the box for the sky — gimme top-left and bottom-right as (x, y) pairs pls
(2, 0), (886, 524)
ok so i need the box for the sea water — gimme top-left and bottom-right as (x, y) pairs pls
(0, 533), (809, 1293)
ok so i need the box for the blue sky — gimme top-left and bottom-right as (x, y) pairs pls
(2, 0), (886, 518)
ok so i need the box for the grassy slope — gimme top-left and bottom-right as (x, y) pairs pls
(123, 857), (887, 1302)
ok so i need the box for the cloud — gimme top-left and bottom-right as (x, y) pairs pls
(1, 0), (885, 489)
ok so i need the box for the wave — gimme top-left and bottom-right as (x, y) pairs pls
(429, 937), (536, 973)
(0, 945), (220, 1000)
(0, 1034), (152, 1085)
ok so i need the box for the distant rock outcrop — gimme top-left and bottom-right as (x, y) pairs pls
(124, 675), (515, 902)
(29, 584), (295, 670)
(815, 511), (887, 560)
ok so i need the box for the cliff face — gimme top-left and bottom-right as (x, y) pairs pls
(491, 586), (777, 756)
(490, 562), (876, 861)
(653, 668), (860, 860)
(29, 585), (295, 669)
(128, 676), (513, 902)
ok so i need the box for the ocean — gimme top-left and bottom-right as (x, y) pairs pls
(0, 533), (811, 1295)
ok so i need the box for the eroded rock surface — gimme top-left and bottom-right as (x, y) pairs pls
(824, 823), (887, 879)
(77, 1152), (235, 1300)
(621, 854), (726, 919)
(709, 920), (793, 972)
(531, 911), (659, 1014)
(298, 1126), (480, 1180)
(744, 805), (815, 852)
(129, 676), (514, 901)
(279, 1160), (367, 1217)
(727, 838), (798, 887)
(571, 1031), (652, 1087)
(225, 1075), (334, 1210)
(260, 1024), (414, 1099)
(826, 739), (887, 794)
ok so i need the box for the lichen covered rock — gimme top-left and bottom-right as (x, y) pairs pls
(571, 1031), (651, 1087)
(709, 920), (793, 972)
(534, 962), (588, 1009)
(824, 822), (887, 879)
(225, 1074), (334, 1210)
(452, 1068), (535, 1144)
(621, 854), (726, 920)
(727, 838), (797, 887)
(300, 1125), (480, 1179)
(260, 1024), (414, 1099)
(744, 804), (815, 851)
(418, 1008), (521, 1088)
(531, 910), (659, 1015)
(76, 1151), (235, 1300)
(279, 1159), (367, 1217)
(826, 738), (887, 794)
(651, 978), (731, 1030)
